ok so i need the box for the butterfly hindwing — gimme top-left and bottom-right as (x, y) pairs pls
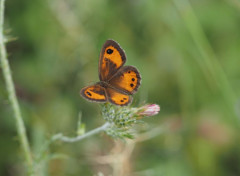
(80, 84), (107, 102)
(99, 40), (126, 81)
(106, 87), (132, 106)
(109, 66), (141, 95)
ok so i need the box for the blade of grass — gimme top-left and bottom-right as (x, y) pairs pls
(173, 0), (238, 122)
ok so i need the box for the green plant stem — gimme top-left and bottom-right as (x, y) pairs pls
(0, 0), (33, 173)
(53, 122), (110, 143)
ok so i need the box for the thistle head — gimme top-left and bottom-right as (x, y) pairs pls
(101, 103), (160, 139)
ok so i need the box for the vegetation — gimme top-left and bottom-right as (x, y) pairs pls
(1, 0), (240, 175)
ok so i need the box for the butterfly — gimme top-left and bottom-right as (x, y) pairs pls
(80, 39), (141, 106)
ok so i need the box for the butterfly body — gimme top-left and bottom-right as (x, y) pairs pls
(80, 40), (141, 106)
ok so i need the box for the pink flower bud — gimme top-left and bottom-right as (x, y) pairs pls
(138, 104), (160, 117)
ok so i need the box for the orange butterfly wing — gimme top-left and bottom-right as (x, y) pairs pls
(109, 66), (141, 95)
(80, 40), (141, 106)
(80, 84), (107, 102)
(99, 40), (126, 81)
(106, 87), (132, 106)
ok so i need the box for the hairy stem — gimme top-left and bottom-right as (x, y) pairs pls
(53, 122), (110, 143)
(0, 0), (33, 174)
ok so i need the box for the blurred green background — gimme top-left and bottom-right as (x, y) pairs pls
(1, 0), (240, 175)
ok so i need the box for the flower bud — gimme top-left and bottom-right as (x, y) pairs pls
(138, 104), (160, 117)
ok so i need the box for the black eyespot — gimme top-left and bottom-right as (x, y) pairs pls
(107, 49), (113, 54)
(132, 78), (135, 81)
(86, 91), (92, 96)
(130, 83), (134, 87)
(120, 100), (124, 102)
(128, 71), (131, 73)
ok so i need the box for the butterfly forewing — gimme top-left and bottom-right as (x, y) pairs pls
(108, 66), (141, 95)
(99, 40), (126, 81)
(80, 84), (107, 102)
